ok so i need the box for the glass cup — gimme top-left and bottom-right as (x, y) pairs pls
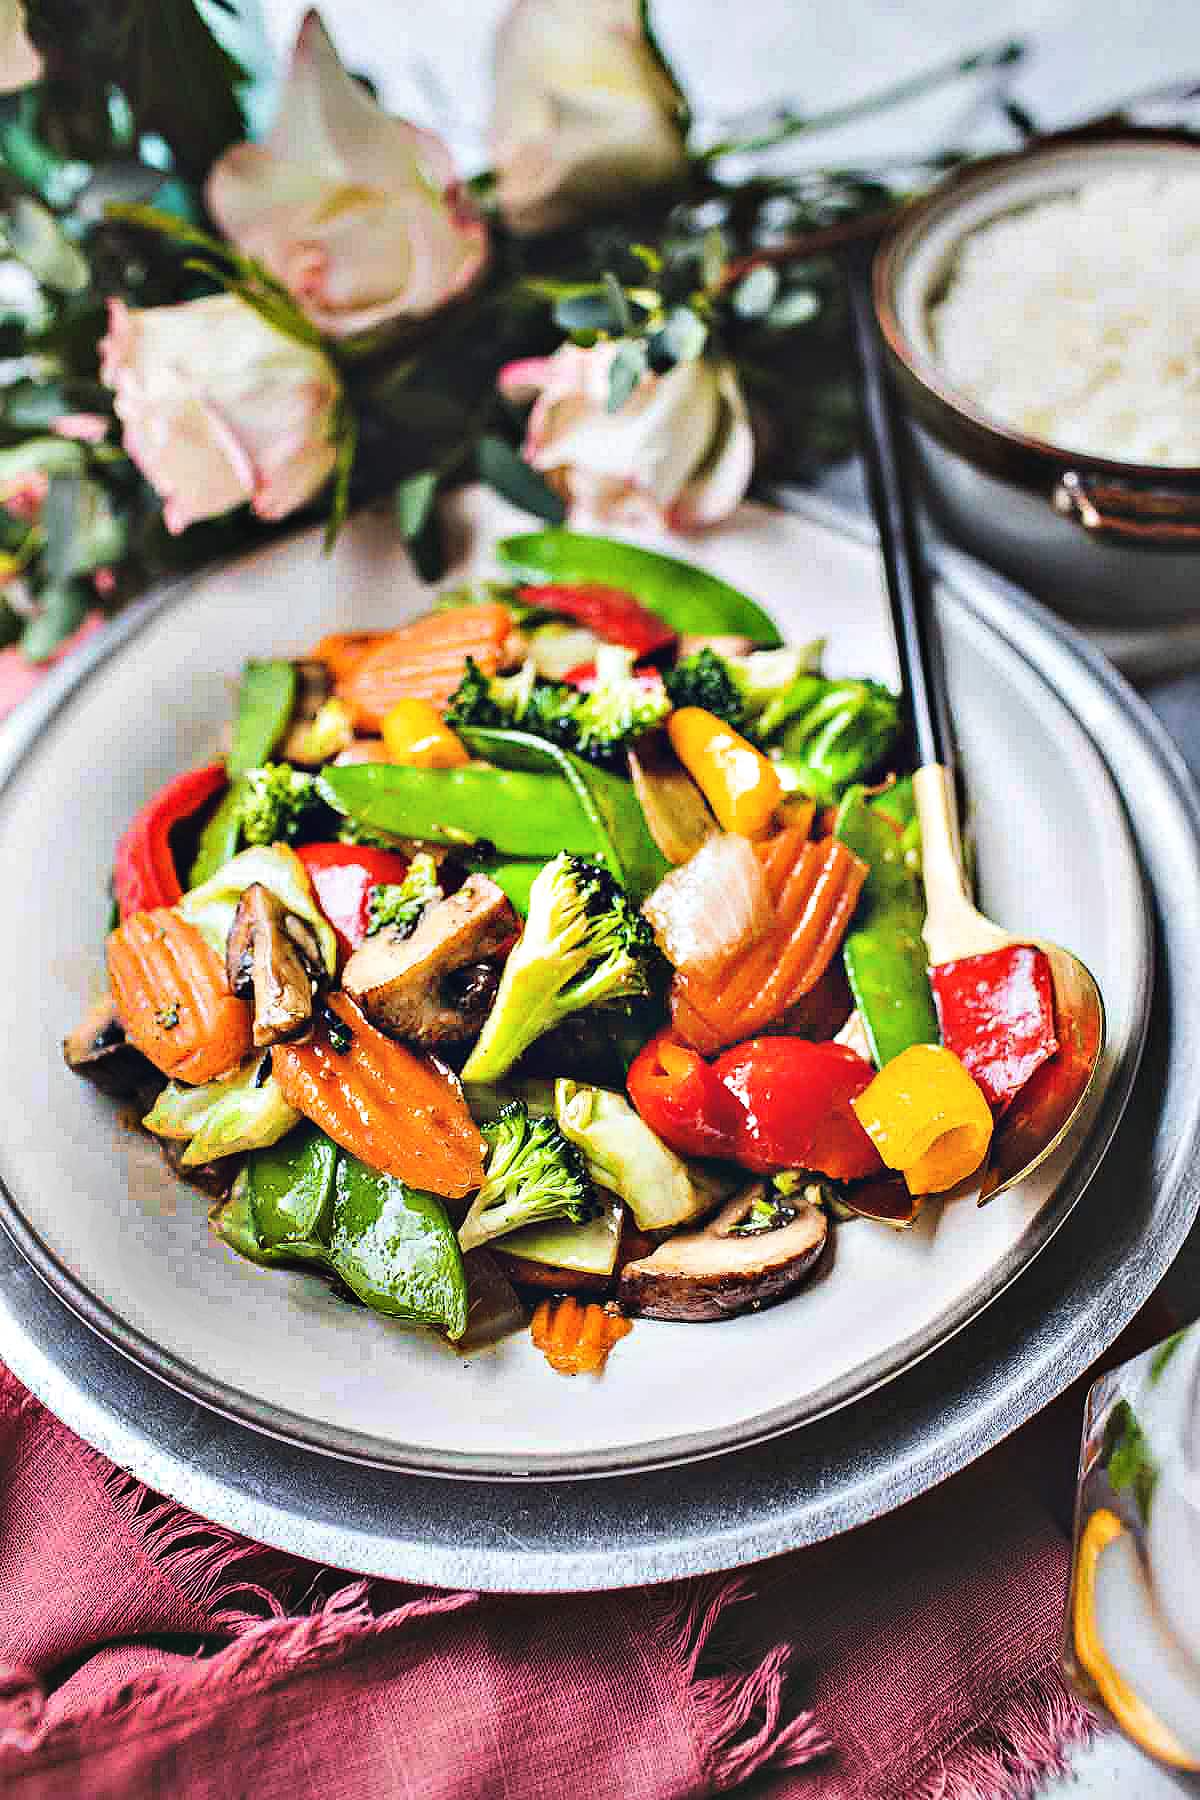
(1064, 1321), (1200, 1777)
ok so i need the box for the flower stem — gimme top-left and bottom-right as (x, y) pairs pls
(697, 39), (1025, 162)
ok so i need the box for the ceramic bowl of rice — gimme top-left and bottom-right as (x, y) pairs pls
(875, 137), (1200, 627)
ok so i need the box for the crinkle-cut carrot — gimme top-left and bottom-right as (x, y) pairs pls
(272, 992), (483, 1199)
(107, 908), (252, 1084)
(530, 1296), (632, 1375)
(335, 604), (514, 730)
(311, 631), (386, 686)
(671, 829), (868, 1055)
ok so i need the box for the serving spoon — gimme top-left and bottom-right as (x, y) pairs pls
(843, 245), (1105, 1201)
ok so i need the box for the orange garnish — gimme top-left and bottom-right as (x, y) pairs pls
(672, 829), (868, 1054)
(336, 604), (514, 730)
(1072, 1507), (1198, 1769)
(107, 908), (252, 1084)
(530, 1296), (632, 1376)
(272, 993), (484, 1199)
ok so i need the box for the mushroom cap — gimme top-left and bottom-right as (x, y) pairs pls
(618, 1186), (828, 1322)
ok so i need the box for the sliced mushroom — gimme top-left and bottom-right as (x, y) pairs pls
(279, 659), (333, 763)
(225, 883), (323, 1047)
(618, 1184), (828, 1321)
(342, 874), (516, 1047)
(678, 633), (755, 659)
(63, 992), (157, 1100)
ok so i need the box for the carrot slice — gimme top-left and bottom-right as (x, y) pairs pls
(107, 908), (252, 1084)
(311, 631), (386, 686)
(272, 993), (483, 1199)
(671, 832), (868, 1054)
(336, 604), (514, 730)
(530, 1296), (632, 1375)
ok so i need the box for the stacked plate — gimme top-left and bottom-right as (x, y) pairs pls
(1, 488), (1197, 1588)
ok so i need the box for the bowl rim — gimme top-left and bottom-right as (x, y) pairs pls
(874, 133), (1200, 495)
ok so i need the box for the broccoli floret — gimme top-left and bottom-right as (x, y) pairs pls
(365, 851), (441, 936)
(458, 1101), (597, 1251)
(572, 645), (671, 764)
(445, 652), (662, 767)
(460, 853), (657, 1083)
(665, 647), (748, 728)
(664, 643), (824, 738)
(774, 680), (902, 805)
(236, 763), (323, 845)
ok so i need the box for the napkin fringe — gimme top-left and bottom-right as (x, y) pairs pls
(909, 1668), (1095, 1800)
(4, 1581), (478, 1761)
(655, 1576), (832, 1789)
(81, 1449), (301, 1631)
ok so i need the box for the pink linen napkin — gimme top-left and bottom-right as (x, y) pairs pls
(0, 1350), (1104, 1800)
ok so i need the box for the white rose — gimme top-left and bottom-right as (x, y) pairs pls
(100, 293), (342, 534)
(490, 0), (689, 237)
(207, 10), (488, 343)
(500, 342), (753, 530)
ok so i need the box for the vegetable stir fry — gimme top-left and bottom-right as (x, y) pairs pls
(65, 531), (1068, 1374)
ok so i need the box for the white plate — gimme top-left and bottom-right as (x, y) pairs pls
(0, 488), (1148, 1477)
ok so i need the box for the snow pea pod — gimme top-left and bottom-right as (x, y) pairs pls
(497, 531), (783, 648)
(213, 1132), (468, 1338)
(459, 727), (670, 903)
(188, 660), (298, 886)
(317, 760), (598, 860)
(320, 731), (670, 903)
(329, 1153), (467, 1336)
(835, 785), (938, 1069)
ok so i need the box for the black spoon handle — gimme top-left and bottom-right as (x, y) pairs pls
(844, 244), (954, 772)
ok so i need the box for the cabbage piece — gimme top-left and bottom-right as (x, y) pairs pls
(554, 1078), (733, 1231)
(179, 843), (337, 976)
(144, 1058), (300, 1166)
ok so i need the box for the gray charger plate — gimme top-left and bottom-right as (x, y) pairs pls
(0, 496), (1197, 1588)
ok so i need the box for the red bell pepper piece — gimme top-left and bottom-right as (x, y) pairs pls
(627, 1028), (745, 1161)
(712, 1036), (883, 1181)
(930, 943), (1058, 1115)
(112, 761), (227, 919)
(296, 842), (412, 960)
(518, 584), (677, 659)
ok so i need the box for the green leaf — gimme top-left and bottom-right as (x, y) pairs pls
(657, 305), (708, 364)
(732, 265), (781, 319)
(1150, 1330), (1187, 1382)
(6, 196), (89, 293)
(607, 341), (647, 413)
(323, 402), (357, 552)
(394, 469), (439, 542)
(43, 474), (125, 581)
(20, 580), (87, 662)
(553, 290), (621, 336)
(1103, 1399), (1158, 1525)
(476, 436), (566, 525)
(767, 288), (821, 330)
(603, 271), (634, 335)
(701, 227), (727, 293)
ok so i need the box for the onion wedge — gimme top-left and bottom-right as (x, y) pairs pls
(642, 834), (770, 977)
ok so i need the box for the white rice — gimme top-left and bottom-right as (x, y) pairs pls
(929, 171), (1200, 466)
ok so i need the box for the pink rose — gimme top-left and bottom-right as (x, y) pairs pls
(0, 3), (41, 95)
(501, 343), (754, 530)
(100, 293), (342, 535)
(489, 0), (689, 237)
(207, 10), (488, 342)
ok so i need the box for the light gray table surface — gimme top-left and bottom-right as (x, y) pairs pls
(242, 2), (1200, 1792)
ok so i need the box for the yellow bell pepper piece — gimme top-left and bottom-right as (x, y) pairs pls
(666, 707), (782, 838)
(850, 1042), (993, 1195)
(381, 699), (470, 768)
(1072, 1507), (1198, 1770)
